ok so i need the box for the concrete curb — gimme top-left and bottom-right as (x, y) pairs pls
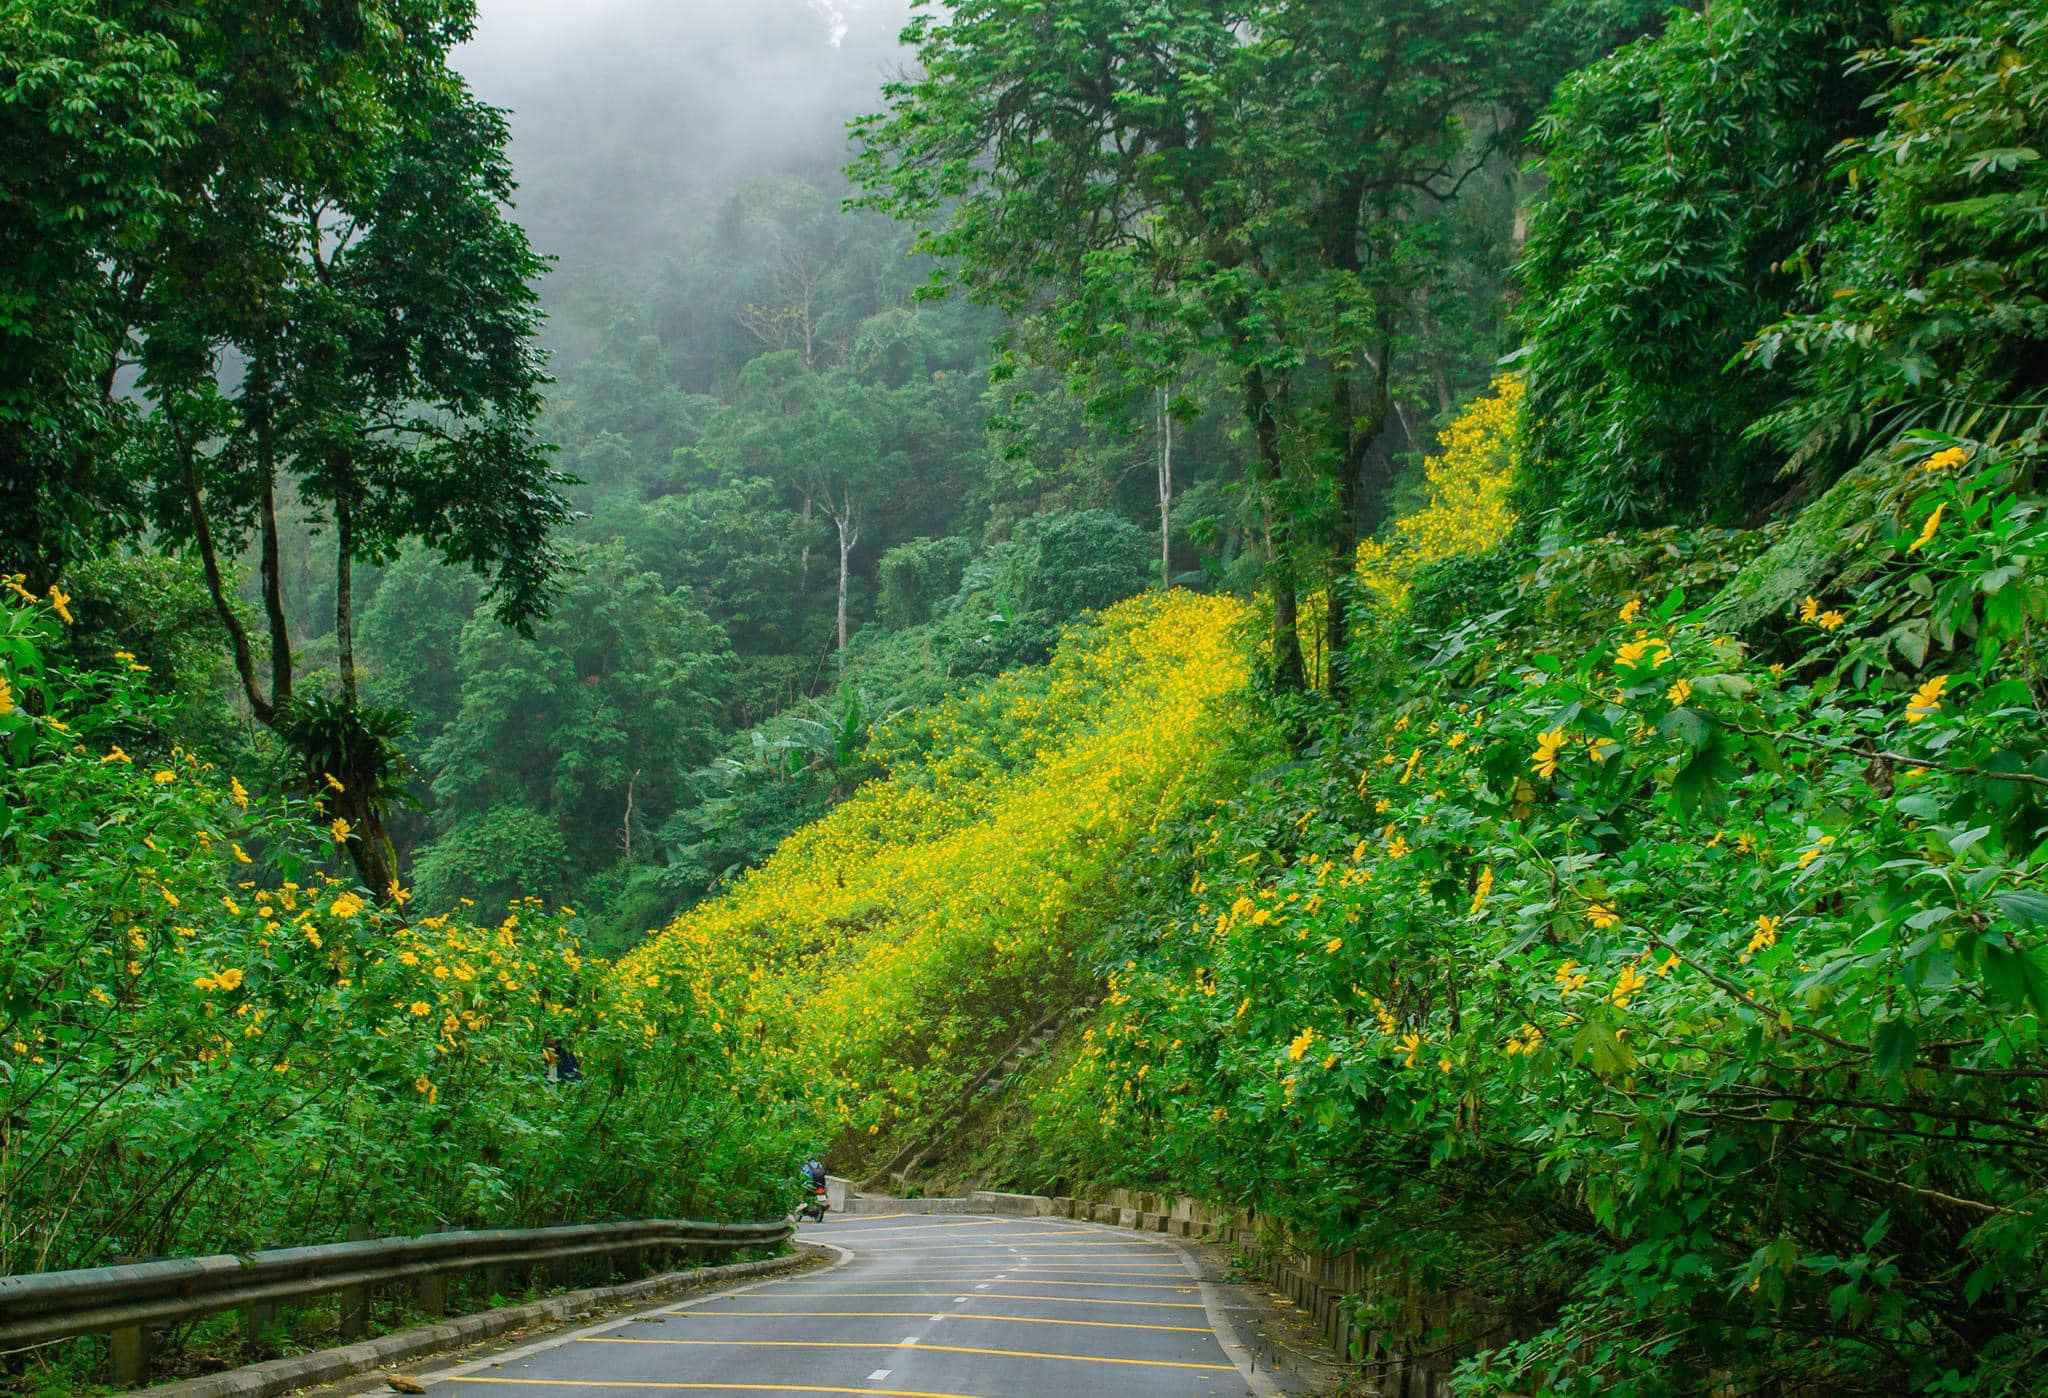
(147, 1248), (825, 1398)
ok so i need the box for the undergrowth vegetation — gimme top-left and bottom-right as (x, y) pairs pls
(0, 588), (802, 1277)
(1016, 440), (2048, 1390)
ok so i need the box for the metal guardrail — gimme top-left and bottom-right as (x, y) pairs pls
(0, 1216), (793, 1385)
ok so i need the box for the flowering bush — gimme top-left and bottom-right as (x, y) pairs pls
(1354, 373), (1523, 609)
(1027, 443), (2048, 1391)
(0, 584), (801, 1276)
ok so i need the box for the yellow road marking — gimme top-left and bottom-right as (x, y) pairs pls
(863, 1278), (1199, 1292)
(809, 1212), (925, 1223)
(440, 1380), (982, 1397)
(579, 1337), (1235, 1373)
(802, 1219), (1010, 1235)
(866, 1239), (1173, 1253)
(678, 1309), (1210, 1334)
(722, 1291), (1205, 1310)
(1004, 1267), (1186, 1276)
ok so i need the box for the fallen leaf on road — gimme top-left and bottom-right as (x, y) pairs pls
(387, 1378), (428, 1394)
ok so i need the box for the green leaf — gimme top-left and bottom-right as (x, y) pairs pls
(1870, 1020), (1915, 1079)
(1979, 942), (2048, 1016)
(1992, 890), (2048, 930)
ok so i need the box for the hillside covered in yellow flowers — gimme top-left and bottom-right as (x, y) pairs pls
(618, 588), (1264, 1160)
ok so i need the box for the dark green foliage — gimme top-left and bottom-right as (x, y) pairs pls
(1403, 538), (1530, 637)
(1752, 3), (2048, 468)
(878, 537), (974, 629)
(411, 804), (572, 919)
(1519, 0), (1894, 530)
(421, 542), (735, 898)
(0, 1), (204, 588)
(359, 547), (483, 748)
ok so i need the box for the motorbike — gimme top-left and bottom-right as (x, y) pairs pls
(797, 1178), (828, 1223)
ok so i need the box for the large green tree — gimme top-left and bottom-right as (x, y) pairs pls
(850, 0), (1617, 694)
(130, 4), (569, 897)
(423, 542), (735, 885)
(0, 1), (203, 590)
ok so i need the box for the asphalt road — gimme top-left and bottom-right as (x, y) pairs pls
(416, 1212), (1262, 1397)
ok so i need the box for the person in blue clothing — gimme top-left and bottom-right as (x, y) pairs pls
(798, 1156), (829, 1220)
(543, 1036), (583, 1084)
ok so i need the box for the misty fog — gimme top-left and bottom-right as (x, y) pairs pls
(454, 0), (913, 287)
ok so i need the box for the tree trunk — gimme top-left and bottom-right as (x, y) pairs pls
(834, 510), (857, 652)
(1156, 387), (1174, 590)
(184, 447), (272, 724)
(334, 783), (400, 902)
(255, 383), (293, 713)
(622, 769), (640, 862)
(1242, 366), (1306, 694)
(1324, 309), (1399, 703)
(334, 481), (357, 709)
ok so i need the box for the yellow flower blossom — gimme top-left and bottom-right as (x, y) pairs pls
(1905, 674), (1947, 724)
(1531, 728), (1566, 779)
(231, 777), (249, 808)
(1922, 446), (1969, 472)
(1908, 503), (1944, 553)
(330, 892), (365, 919)
(323, 772), (345, 793)
(409, 1001), (432, 1017)
(1398, 1033), (1422, 1068)
(1618, 598), (1641, 624)
(1286, 1027), (1315, 1062)
(152, 769), (177, 785)
(1743, 914), (1783, 962)
(47, 584), (73, 624)
(1587, 902), (1621, 931)
(233, 843), (252, 864)
(330, 817), (352, 844)
(1666, 678), (1693, 706)
(1468, 866), (1494, 917)
(1610, 964), (1646, 1008)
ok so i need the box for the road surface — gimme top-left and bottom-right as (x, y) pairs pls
(415, 1212), (1264, 1396)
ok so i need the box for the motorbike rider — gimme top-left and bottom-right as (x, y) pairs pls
(798, 1156), (829, 1220)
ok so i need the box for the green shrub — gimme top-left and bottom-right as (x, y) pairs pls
(0, 584), (803, 1276)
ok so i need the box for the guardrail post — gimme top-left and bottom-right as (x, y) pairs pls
(242, 1301), (279, 1348)
(334, 1220), (375, 1339)
(109, 1323), (151, 1386)
(418, 1271), (449, 1318)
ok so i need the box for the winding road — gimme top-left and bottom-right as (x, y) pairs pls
(412, 1212), (1267, 1396)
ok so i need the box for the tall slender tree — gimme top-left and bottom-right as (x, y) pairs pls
(134, 3), (569, 898)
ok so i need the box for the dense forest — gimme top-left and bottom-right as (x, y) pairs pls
(4, 0), (2047, 1393)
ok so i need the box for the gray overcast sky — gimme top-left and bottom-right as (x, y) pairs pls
(452, 0), (911, 255)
